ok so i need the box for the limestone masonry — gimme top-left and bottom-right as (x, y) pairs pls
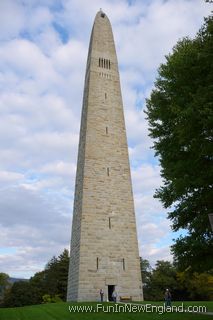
(67, 10), (143, 302)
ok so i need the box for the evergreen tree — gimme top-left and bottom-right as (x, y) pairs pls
(3, 249), (69, 307)
(30, 270), (47, 304)
(44, 256), (59, 296)
(0, 273), (10, 305)
(145, 260), (178, 300)
(4, 281), (32, 307)
(140, 258), (152, 300)
(43, 249), (69, 300)
(56, 249), (69, 300)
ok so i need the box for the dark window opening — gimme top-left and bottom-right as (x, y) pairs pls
(106, 126), (108, 134)
(122, 258), (125, 270)
(97, 257), (99, 270)
(109, 217), (111, 229)
(107, 168), (109, 176)
(99, 58), (111, 70)
(105, 93), (107, 99)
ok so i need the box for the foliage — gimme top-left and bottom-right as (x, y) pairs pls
(140, 258), (152, 286)
(3, 249), (69, 307)
(0, 273), (10, 305)
(145, 17), (213, 272)
(141, 259), (212, 301)
(29, 270), (47, 304)
(43, 249), (69, 300)
(144, 260), (179, 300)
(0, 273), (9, 288)
(42, 294), (62, 303)
(177, 268), (213, 300)
(140, 258), (152, 299)
(3, 281), (35, 307)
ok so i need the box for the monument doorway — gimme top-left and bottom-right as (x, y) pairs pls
(108, 285), (115, 301)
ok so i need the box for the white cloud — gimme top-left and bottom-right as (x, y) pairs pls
(141, 244), (172, 266)
(0, 0), (26, 40)
(26, 6), (53, 33)
(0, 39), (50, 76)
(116, 0), (211, 75)
(0, 171), (24, 185)
(40, 161), (76, 176)
(53, 40), (87, 74)
(0, 185), (72, 276)
(132, 164), (162, 194)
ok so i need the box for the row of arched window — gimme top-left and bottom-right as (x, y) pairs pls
(99, 58), (111, 69)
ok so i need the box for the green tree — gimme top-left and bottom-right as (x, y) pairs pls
(56, 249), (69, 300)
(3, 281), (33, 307)
(177, 267), (213, 300)
(145, 17), (213, 272)
(44, 255), (59, 296)
(3, 249), (69, 307)
(43, 249), (69, 300)
(145, 260), (178, 300)
(0, 273), (10, 304)
(140, 258), (152, 300)
(29, 270), (47, 304)
(140, 258), (152, 285)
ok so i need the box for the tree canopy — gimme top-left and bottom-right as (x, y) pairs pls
(141, 259), (213, 301)
(3, 249), (69, 307)
(145, 17), (213, 271)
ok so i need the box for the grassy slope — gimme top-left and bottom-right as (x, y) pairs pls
(0, 302), (212, 320)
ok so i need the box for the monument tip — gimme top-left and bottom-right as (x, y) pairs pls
(98, 8), (106, 18)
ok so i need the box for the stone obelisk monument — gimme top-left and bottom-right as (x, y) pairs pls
(67, 10), (143, 302)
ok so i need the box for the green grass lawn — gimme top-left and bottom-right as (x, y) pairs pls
(0, 301), (212, 320)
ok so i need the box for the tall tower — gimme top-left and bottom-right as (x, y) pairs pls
(67, 10), (143, 302)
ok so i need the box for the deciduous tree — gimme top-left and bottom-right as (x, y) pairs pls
(145, 17), (213, 271)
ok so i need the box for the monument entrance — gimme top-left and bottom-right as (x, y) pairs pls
(108, 285), (115, 301)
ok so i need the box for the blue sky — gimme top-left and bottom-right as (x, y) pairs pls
(0, 0), (211, 278)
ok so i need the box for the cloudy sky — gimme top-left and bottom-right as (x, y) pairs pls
(0, 0), (211, 279)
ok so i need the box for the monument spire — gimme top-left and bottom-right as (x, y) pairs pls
(67, 11), (143, 302)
